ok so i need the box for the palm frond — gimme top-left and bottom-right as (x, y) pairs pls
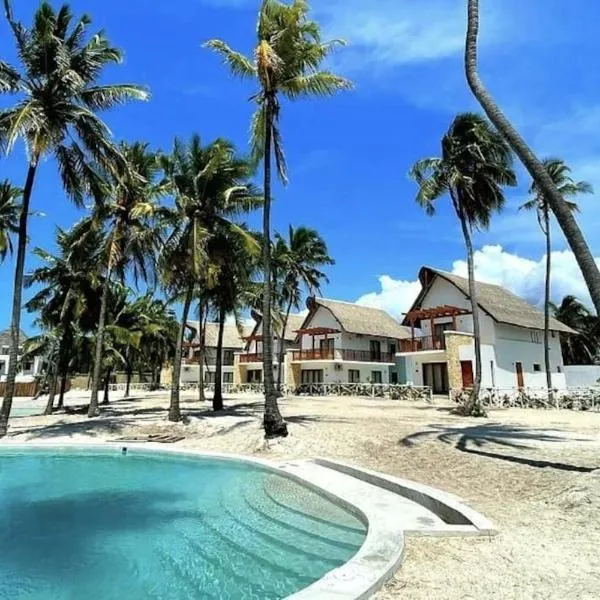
(204, 40), (256, 79)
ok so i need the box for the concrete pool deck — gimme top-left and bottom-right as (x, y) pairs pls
(0, 441), (495, 599)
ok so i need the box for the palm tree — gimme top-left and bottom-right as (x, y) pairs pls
(465, 0), (600, 315)
(205, 0), (352, 437)
(0, 1), (148, 436)
(87, 142), (166, 417)
(551, 296), (599, 365)
(210, 227), (259, 411)
(0, 180), (21, 263)
(272, 225), (333, 389)
(24, 222), (104, 412)
(410, 113), (517, 416)
(521, 159), (592, 395)
(160, 136), (261, 422)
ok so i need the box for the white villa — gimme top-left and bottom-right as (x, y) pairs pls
(181, 322), (253, 385)
(283, 298), (411, 387)
(0, 329), (42, 383)
(237, 312), (305, 384)
(397, 267), (574, 393)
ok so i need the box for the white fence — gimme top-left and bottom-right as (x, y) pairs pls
(451, 387), (600, 411)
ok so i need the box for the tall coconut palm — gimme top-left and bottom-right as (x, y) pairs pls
(272, 225), (333, 389)
(410, 113), (517, 416)
(0, 180), (21, 263)
(160, 136), (261, 422)
(551, 296), (599, 365)
(465, 0), (600, 315)
(87, 142), (166, 417)
(24, 221), (104, 413)
(521, 159), (592, 395)
(205, 0), (352, 437)
(0, 1), (148, 436)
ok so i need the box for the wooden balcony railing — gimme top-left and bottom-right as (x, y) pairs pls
(240, 353), (263, 364)
(291, 349), (395, 363)
(399, 335), (446, 353)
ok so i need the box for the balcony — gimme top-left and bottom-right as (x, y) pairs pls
(240, 353), (263, 364)
(399, 335), (446, 353)
(291, 349), (395, 363)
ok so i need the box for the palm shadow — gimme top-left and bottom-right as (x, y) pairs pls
(400, 423), (596, 473)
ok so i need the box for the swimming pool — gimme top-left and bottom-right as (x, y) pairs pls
(0, 448), (366, 600)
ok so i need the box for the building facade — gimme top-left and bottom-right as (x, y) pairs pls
(285, 298), (412, 388)
(0, 329), (43, 383)
(181, 322), (252, 385)
(397, 268), (572, 393)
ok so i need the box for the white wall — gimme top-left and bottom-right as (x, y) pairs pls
(299, 362), (392, 384)
(564, 365), (600, 388)
(0, 354), (42, 382)
(419, 278), (495, 343)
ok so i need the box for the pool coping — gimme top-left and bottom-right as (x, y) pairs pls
(0, 441), (491, 599)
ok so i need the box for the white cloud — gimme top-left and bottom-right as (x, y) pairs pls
(356, 245), (598, 319)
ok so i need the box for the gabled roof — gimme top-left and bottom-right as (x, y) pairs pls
(185, 322), (251, 349)
(248, 311), (306, 342)
(303, 297), (412, 340)
(0, 329), (27, 350)
(408, 267), (575, 334)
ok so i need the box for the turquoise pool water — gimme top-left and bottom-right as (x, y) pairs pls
(0, 449), (366, 600)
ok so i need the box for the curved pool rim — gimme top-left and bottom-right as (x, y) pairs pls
(0, 442), (405, 600)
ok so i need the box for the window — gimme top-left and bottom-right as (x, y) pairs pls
(0, 361), (5, 375)
(390, 371), (398, 384)
(205, 371), (216, 384)
(319, 338), (334, 358)
(388, 343), (397, 355)
(533, 363), (542, 373)
(222, 372), (233, 384)
(371, 371), (382, 384)
(22, 362), (33, 372)
(247, 369), (262, 383)
(348, 369), (360, 383)
(301, 369), (323, 384)
(530, 331), (541, 344)
(223, 350), (235, 366)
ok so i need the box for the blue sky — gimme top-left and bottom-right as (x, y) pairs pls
(1, 0), (600, 333)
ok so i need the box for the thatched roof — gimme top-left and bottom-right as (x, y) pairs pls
(410, 267), (575, 334)
(305, 298), (412, 339)
(185, 322), (252, 349)
(248, 310), (306, 342)
(0, 329), (27, 352)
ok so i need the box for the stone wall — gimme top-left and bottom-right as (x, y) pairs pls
(444, 331), (473, 390)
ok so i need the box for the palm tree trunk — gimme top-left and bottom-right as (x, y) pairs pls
(197, 300), (206, 402)
(58, 372), (68, 408)
(213, 305), (226, 412)
(452, 192), (486, 417)
(465, 0), (600, 314)
(0, 157), (39, 438)
(44, 362), (59, 415)
(101, 368), (111, 405)
(169, 284), (193, 422)
(88, 266), (112, 417)
(543, 207), (554, 403)
(262, 96), (288, 438)
(125, 360), (132, 398)
(276, 297), (293, 391)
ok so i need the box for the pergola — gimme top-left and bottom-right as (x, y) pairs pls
(404, 305), (471, 342)
(295, 327), (340, 353)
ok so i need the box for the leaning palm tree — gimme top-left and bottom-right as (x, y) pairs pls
(87, 142), (166, 417)
(410, 113), (517, 416)
(272, 225), (333, 389)
(0, 1), (148, 436)
(160, 136), (261, 422)
(0, 180), (21, 263)
(465, 0), (600, 314)
(205, 0), (352, 437)
(521, 159), (592, 395)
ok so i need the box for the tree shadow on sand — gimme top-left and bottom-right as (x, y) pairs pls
(400, 423), (597, 473)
